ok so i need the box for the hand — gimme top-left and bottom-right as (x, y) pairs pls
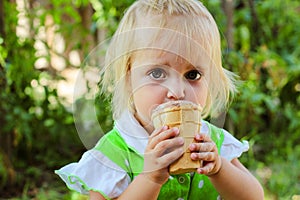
(189, 133), (222, 176)
(142, 126), (184, 185)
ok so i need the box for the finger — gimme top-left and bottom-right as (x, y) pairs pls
(145, 138), (184, 171)
(197, 162), (215, 175)
(157, 146), (184, 167)
(148, 127), (180, 149)
(198, 156), (222, 176)
(150, 125), (168, 137)
(189, 142), (215, 152)
(154, 137), (184, 156)
(194, 133), (212, 142)
(191, 152), (216, 161)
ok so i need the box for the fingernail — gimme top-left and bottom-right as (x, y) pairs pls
(189, 143), (196, 150)
(180, 147), (184, 153)
(178, 137), (184, 144)
(191, 153), (197, 159)
(173, 127), (179, 134)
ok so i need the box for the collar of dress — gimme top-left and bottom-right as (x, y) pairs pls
(114, 110), (209, 155)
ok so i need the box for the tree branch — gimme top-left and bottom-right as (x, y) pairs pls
(0, 0), (5, 40)
(221, 0), (234, 50)
(248, 0), (262, 48)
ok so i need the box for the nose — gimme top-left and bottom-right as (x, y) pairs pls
(166, 78), (185, 100)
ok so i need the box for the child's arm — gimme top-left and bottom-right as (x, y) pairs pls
(190, 133), (264, 200)
(89, 175), (162, 200)
(209, 157), (264, 200)
(90, 126), (184, 200)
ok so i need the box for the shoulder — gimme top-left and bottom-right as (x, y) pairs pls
(55, 148), (130, 197)
(202, 121), (224, 136)
(94, 128), (129, 151)
(55, 129), (132, 198)
(220, 128), (249, 161)
(202, 121), (225, 151)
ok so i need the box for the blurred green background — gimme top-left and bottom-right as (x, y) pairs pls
(0, 0), (299, 199)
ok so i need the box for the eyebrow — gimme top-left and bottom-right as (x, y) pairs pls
(194, 65), (206, 71)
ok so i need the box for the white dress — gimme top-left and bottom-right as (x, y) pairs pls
(55, 110), (249, 199)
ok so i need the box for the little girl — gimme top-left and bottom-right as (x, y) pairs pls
(56, 0), (264, 199)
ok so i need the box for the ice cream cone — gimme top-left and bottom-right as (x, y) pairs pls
(151, 100), (203, 175)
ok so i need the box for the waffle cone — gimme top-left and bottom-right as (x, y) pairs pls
(151, 100), (203, 175)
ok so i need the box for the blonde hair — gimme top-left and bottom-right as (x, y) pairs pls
(101, 0), (238, 119)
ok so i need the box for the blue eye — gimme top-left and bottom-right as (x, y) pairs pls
(149, 68), (166, 80)
(185, 70), (202, 80)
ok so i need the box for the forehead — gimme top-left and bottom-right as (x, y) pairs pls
(131, 51), (178, 73)
(131, 49), (198, 67)
(128, 14), (213, 68)
(129, 30), (211, 70)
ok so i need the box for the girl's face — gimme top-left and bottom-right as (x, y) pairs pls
(130, 50), (209, 134)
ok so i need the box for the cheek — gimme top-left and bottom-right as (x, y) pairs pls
(132, 85), (166, 125)
(198, 89), (208, 106)
(186, 83), (208, 107)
